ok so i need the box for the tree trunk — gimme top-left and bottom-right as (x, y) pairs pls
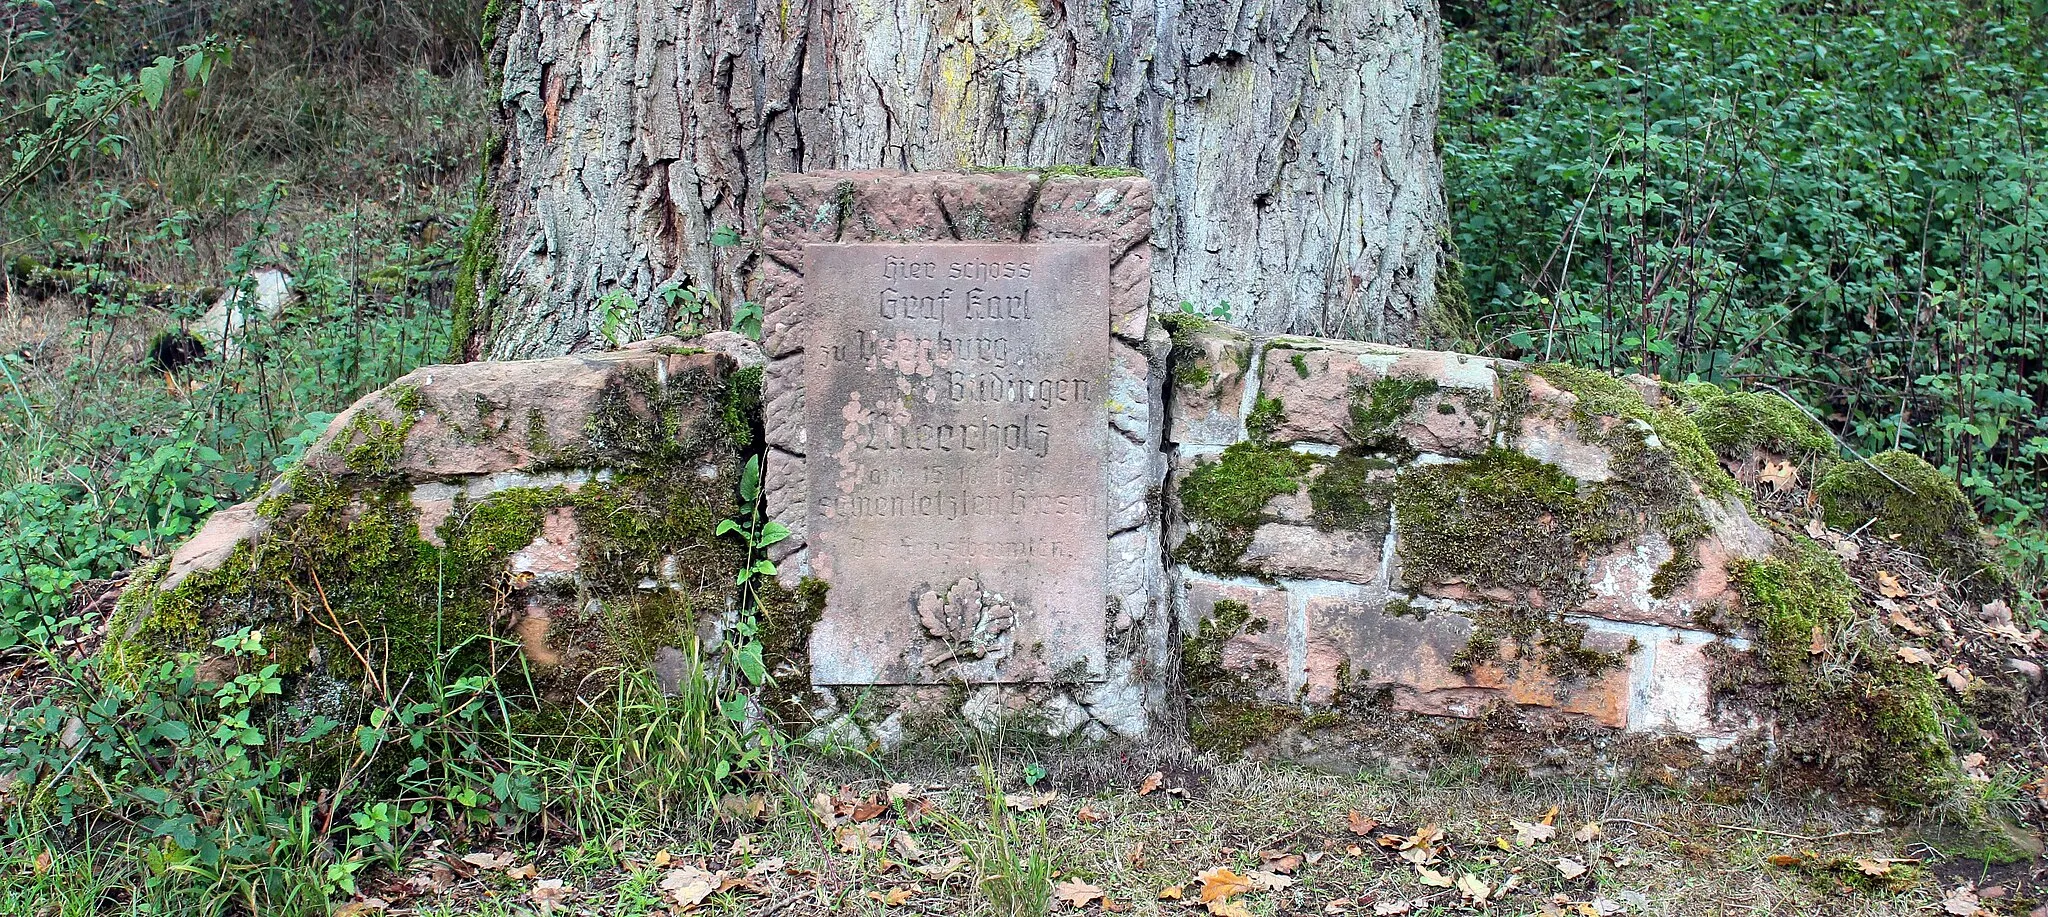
(462, 0), (1449, 360)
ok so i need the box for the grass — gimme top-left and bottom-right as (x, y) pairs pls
(3, 746), (2004, 916)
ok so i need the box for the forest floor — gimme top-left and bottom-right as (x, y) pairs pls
(330, 747), (2045, 917)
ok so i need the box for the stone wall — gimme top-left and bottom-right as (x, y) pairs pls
(1161, 324), (1773, 753)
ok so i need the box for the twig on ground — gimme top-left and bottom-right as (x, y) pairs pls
(1712, 824), (1883, 841)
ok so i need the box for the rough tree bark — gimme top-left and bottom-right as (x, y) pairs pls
(462, 0), (1449, 359)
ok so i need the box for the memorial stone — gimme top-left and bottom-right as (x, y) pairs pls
(802, 242), (1111, 684)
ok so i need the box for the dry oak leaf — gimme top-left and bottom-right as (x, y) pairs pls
(1416, 866), (1454, 888)
(1197, 867), (1256, 903)
(835, 823), (882, 853)
(1877, 570), (1908, 598)
(460, 851), (517, 870)
(1373, 900), (1414, 916)
(1512, 820), (1558, 846)
(851, 798), (888, 822)
(1057, 879), (1107, 909)
(869, 886), (916, 907)
(1324, 898), (1352, 914)
(915, 857), (970, 881)
(1346, 810), (1379, 836)
(1158, 885), (1184, 901)
(1889, 610), (1931, 636)
(1854, 859), (1892, 877)
(661, 866), (723, 909)
(530, 879), (573, 914)
(1456, 873), (1492, 904)
(1138, 771), (1165, 796)
(1940, 666), (1974, 692)
(1897, 646), (1937, 665)
(1077, 803), (1106, 823)
(887, 782), (915, 803)
(1759, 459), (1800, 492)
(1261, 851), (1304, 874)
(1248, 870), (1295, 892)
(1208, 901), (1255, 917)
(1766, 854), (1804, 867)
(1942, 885), (1983, 916)
(504, 863), (538, 880)
(811, 792), (841, 828)
(1573, 822), (1602, 843)
(1556, 857), (1588, 880)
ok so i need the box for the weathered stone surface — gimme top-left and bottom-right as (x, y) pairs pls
(1168, 324), (1252, 448)
(1508, 373), (1616, 482)
(799, 241), (1113, 685)
(1255, 340), (1505, 454)
(108, 334), (762, 703)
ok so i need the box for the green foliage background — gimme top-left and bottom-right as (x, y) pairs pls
(1443, 0), (2048, 575)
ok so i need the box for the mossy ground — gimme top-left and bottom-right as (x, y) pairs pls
(1715, 536), (1959, 807)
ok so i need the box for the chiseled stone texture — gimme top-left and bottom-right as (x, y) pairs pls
(1167, 333), (1765, 748)
(762, 171), (1167, 746)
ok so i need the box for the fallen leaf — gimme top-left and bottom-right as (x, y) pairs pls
(1455, 873), (1491, 904)
(1006, 791), (1057, 812)
(461, 852), (517, 869)
(1261, 851), (1303, 874)
(812, 792), (840, 827)
(1056, 879), (1106, 908)
(914, 857), (969, 881)
(835, 823), (881, 853)
(1855, 859), (1892, 877)
(892, 831), (927, 861)
(505, 863), (538, 880)
(1943, 885), (1982, 916)
(1198, 867), (1255, 903)
(1573, 822), (1602, 843)
(1809, 625), (1827, 656)
(1981, 599), (2013, 626)
(32, 850), (52, 875)
(851, 798), (888, 822)
(887, 782), (915, 803)
(1767, 854), (1804, 867)
(1758, 459), (1800, 492)
(1158, 885), (1184, 901)
(1247, 870), (1294, 891)
(1512, 820), (1557, 846)
(1346, 810), (1379, 836)
(1539, 805), (1560, 825)
(870, 886), (916, 906)
(1897, 646), (1936, 665)
(1832, 537), (1862, 561)
(530, 878), (573, 914)
(1373, 900), (1414, 915)
(1324, 899), (1352, 914)
(332, 901), (388, 917)
(1138, 771), (1164, 796)
(1556, 857), (1588, 879)
(1207, 901), (1255, 917)
(661, 866), (722, 909)
(1877, 570), (1908, 598)
(1961, 752), (1988, 771)
(1077, 803), (1105, 823)
(1805, 517), (1828, 538)
(1889, 610), (1931, 636)
(1416, 866), (1454, 888)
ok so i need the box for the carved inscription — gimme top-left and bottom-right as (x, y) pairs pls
(803, 243), (1111, 685)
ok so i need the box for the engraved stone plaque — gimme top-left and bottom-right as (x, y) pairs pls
(802, 242), (1111, 685)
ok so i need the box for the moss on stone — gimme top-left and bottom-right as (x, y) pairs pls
(1181, 600), (1298, 753)
(1244, 395), (1284, 443)
(1346, 376), (1439, 454)
(1289, 351), (1310, 379)
(1816, 450), (2003, 597)
(1174, 443), (1310, 575)
(1307, 454), (1395, 537)
(1530, 363), (1738, 500)
(1449, 608), (1624, 680)
(1722, 537), (1958, 806)
(337, 384), (422, 476)
(1689, 387), (1838, 476)
(722, 365), (765, 452)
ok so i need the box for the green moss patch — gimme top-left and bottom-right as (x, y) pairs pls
(1688, 387), (1838, 476)
(1718, 537), (1959, 806)
(1307, 454), (1395, 538)
(1346, 376), (1439, 454)
(1174, 443), (1311, 576)
(1181, 599), (1298, 753)
(1817, 450), (2004, 597)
